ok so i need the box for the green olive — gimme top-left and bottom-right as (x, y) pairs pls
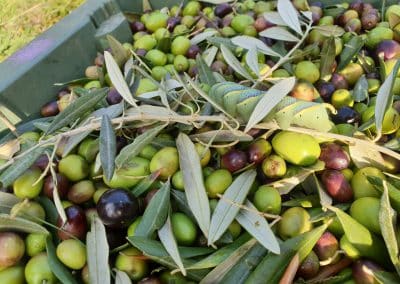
(25, 233), (47, 257)
(0, 232), (25, 269)
(243, 25), (257, 37)
(171, 212), (197, 246)
(145, 49), (167, 67)
(173, 55), (189, 72)
(59, 154), (89, 182)
(78, 138), (99, 163)
(231, 14), (255, 33)
(139, 144), (158, 160)
(183, 1), (201, 16)
(93, 187), (109, 204)
(171, 36), (191, 55)
(151, 66), (168, 81)
(68, 180), (96, 204)
(228, 220), (242, 239)
(194, 143), (211, 167)
(153, 27), (170, 42)
(278, 207), (313, 240)
(351, 167), (385, 199)
(319, 16), (334, 26)
(362, 106), (400, 134)
(84, 80), (101, 89)
(104, 157), (150, 188)
(145, 11), (168, 32)
(0, 266), (25, 284)
(350, 197), (381, 234)
(261, 155), (287, 178)
(56, 239), (86, 270)
(205, 169), (233, 198)
(133, 35), (157, 51)
(338, 63), (364, 86)
(10, 201), (45, 224)
(136, 78), (158, 96)
(294, 61), (320, 84)
(149, 147), (179, 180)
(115, 247), (148, 281)
(172, 171), (185, 191)
(272, 69), (291, 78)
(331, 89), (354, 109)
(127, 216), (143, 237)
(181, 15), (196, 27)
(13, 168), (43, 199)
(366, 26), (394, 49)
(253, 185), (281, 215)
(24, 253), (56, 284)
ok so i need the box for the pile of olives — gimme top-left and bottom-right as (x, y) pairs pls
(4, 0), (400, 283)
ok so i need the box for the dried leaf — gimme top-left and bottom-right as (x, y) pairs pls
(208, 170), (257, 245)
(349, 138), (386, 170)
(312, 25), (345, 37)
(231, 36), (281, 57)
(352, 75), (369, 102)
(245, 47), (260, 77)
(191, 30), (219, 45)
(220, 44), (254, 81)
(245, 77), (295, 132)
(0, 214), (49, 234)
(87, 217), (111, 284)
(197, 54), (217, 86)
(135, 181), (170, 238)
(235, 200), (280, 254)
(0, 139), (20, 160)
(277, 0), (303, 35)
(100, 115), (116, 182)
(107, 35), (129, 67)
(259, 27), (300, 42)
(320, 37), (336, 81)
(158, 214), (186, 276)
(45, 88), (108, 135)
(337, 35), (364, 71)
(176, 133), (210, 238)
(115, 270), (132, 284)
(104, 51), (137, 107)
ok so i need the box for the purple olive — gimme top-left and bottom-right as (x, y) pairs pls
(214, 3), (233, 18)
(43, 173), (70, 199)
(349, 0), (364, 15)
(332, 106), (361, 124)
(41, 101), (59, 117)
(317, 81), (336, 102)
(352, 259), (382, 284)
(361, 11), (379, 30)
(167, 17), (181, 32)
(221, 150), (247, 172)
(136, 48), (147, 57)
(375, 40), (400, 60)
(106, 88), (123, 105)
(319, 143), (350, 170)
(57, 205), (88, 240)
(130, 21), (146, 33)
(321, 170), (353, 202)
(314, 231), (339, 261)
(186, 45), (201, 59)
(331, 73), (349, 90)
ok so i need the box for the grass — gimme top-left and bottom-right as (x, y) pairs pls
(0, 0), (85, 62)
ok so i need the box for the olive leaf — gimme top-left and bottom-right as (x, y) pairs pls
(135, 180), (170, 238)
(0, 117), (52, 145)
(107, 35), (129, 67)
(305, 173), (332, 207)
(348, 137), (386, 170)
(208, 37), (238, 51)
(171, 189), (196, 222)
(352, 74), (369, 102)
(45, 88), (108, 135)
(115, 270), (132, 284)
(320, 37), (336, 81)
(196, 54), (217, 86)
(337, 35), (364, 71)
(176, 133), (211, 238)
(220, 44), (254, 81)
(208, 170), (257, 245)
(373, 270), (400, 284)
(104, 51), (137, 107)
(231, 36), (281, 57)
(312, 25), (345, 37)
(46, 237), (79, 284)
(235, 200), (280, 254)
(245, 77), (296, 132)
(0, 214), (49, 234)
(379, 181), (400, 274)
(203, 46), (219, 66)
(0, 192), (20, 213)
(191, 30), (219, 45)
(158, 214), (186, 276)
(245, 47), (260, 77)
(245, 224), (328, 284)
(200, 238), (258, 284)
(187, 234), (251, 270)
(375, 60), (400, 139)
(190, 130), (253, 143)
(115, 124), (166, 169)
(259, 27), (299, 42)
(277, 0), (302, 35)
(100, 115), (116, 182)
(263, 12), (286, 26)
(198, 0), (234, 3)
(131, 170), (161, 197)
(0, 146), (46, 187)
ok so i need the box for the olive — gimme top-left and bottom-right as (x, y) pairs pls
(183, 1), (201, 16)
(171, 36), (191, 56)
(339, 63), (364, 86)
(0, 232), (25, 269)
(186, 44), (201, 59)
(0, 265), (25, 284)
(104, 157), (150, 189)
(81, 265), (89, 284)
(262, 154), (287, 178)
(10, 201), (46, 224)
(134, 35), (157, 51)
(43, 173), (69, 199)
(211, 60), (228, 74)
(321, 169), (353, 202)
(40, 101), (59, 117)
(221, 149), (247, 172)
(57, 205), (88, 240)
(331, 89), (354, 109)
(97, 189), (140, 228)
(319, 143), (350, 170)
(136, 78), (158, 96)
(105, 227), (126, 249)
(350, 197), (381, 234)
(332, 106), (361, 124)
(25, 253), (56, 284)
(174, 55), (189, 72)
(115, 247), (148, 280)
(278, 207), (313, 240)
(352, 259), (381, 284)
(106, 88), (123, 105)
(194, 143), (211, 167)
(135, 48), (147, 57)
(345, 18), (362, 33)
(243, 25), (257, 37)
(362, 12), (379, 30)
(314, 231), (339, 261)
(272, 131), (321, 166)
(173, 24), (189, 35)
(376, 39), (400, 59)
(149, 147), (179, 180)
(68, 180), (96, 204)
(340, 235), (361, 259)
(33, 154), (53, 171)
(365, 26), (394, 49)
(215, 3), (233, 18)
(350, 0), (364, 15)
(127, 216), (143, 237)
(167, 17), (181, 32)
(297, 251), (320, 279)
(247, 138), (272, 164)
(317, 81), (336, 102)
(25, 233), (47, 257)
(310, 6), (323, 23)
(331, 73), (349, 90)
(94, 53), (104, 66)
(130, 21), (145, 33)
(171, 212), (197, 246)
(78, 138), (99, 163)
(254, 16), (269, 32)
(160, 271), (187, 283)
(253, 185), (281, 215)
(231, 14), (255, 34)
(58, 154), (89, 182)
(138, 276), (162, 284)
(351, 167), (385, 199)
(56, 239), (86, 270)
(145, 12), (168, 32)
(295, 61), (320, 84)
(205, 169), (233, 198)
(13, 168), (43, 199)
(319, 16), (334, 26)
(145, 49), (167, 67)
(228, 220), (242, 239)
(291, 81), (316, 101)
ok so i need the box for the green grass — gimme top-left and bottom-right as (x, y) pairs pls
(0, 0), (85, 62)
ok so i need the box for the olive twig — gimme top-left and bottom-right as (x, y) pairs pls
(0, 109), (18, 137)
(279, 253), (300, 284)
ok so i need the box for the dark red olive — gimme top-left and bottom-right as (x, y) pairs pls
(138, 277), (162, 284)
(332, 106), (361, 124)
(311, 6), (323, 23)
(254, 17), (269, 32)
(106, 88), (123, 105)
(41, 101), (59, 117)
(43, 173), (70, 199)
(362, 3), (375, 13)
(314, 231), (339, 261)
(33, 155), (51, 171)
(145, 189), (158, 207)
(375, 40), (400, 60)
(317, 81), (336, 102)
(57, 205), (88, 240)
(247, 138), (271, 164)
(136, 48), (147, 57)
(186, 45), (201, 59)
(361, 11), (379, 30)
(130, 21), (146, 33)
(297, 251), (320, 279)
(222, 14), (233, 27)
(57, 90), (69, 99)
(214, 3), (233, 18)
(94, 53), (105, 66)
(211, 61), (227, 74)
(349, 0), (364, 15)
(319, 143), (350, 170)
(97, 189), (141, 228)
(321, 169), (353, 202)
(331, 73), (349, 90)
(352, 259), (382, 284)
(221, 149), (247, 172)
(167, 17), (181, 32)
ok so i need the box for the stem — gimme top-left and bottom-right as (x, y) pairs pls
(279, 253), (300, 284)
